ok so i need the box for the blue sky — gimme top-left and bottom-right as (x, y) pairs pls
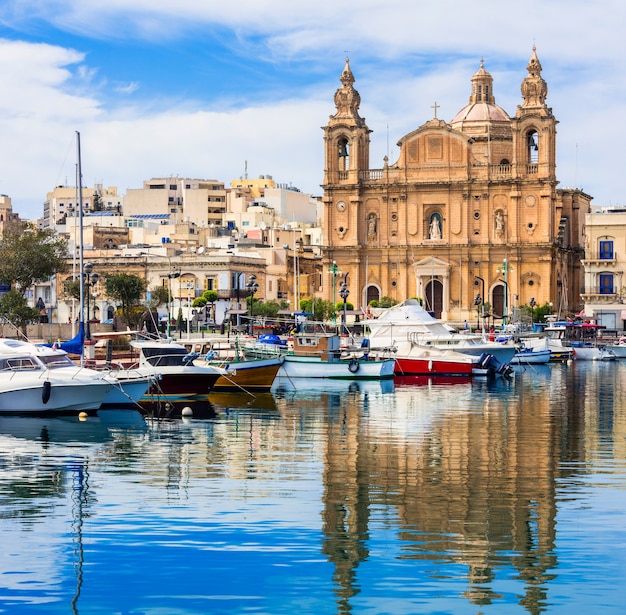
(1, 0), (626, 220)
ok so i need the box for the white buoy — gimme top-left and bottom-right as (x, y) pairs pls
(181, 406), (193, 417)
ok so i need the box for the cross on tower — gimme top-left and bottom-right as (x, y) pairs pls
(431, 101), (439, 119)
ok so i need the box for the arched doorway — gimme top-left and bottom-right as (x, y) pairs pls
(424, 280), (443, 318)
(366, 285), (380, 306)
(492, 285), (505, 321)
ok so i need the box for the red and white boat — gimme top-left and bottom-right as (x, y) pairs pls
(379, 340), (508, 377)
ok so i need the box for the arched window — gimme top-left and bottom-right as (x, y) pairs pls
(527, 130), (539, 164)
(338, 138), (350, 171)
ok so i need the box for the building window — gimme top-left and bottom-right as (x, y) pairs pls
(527, 130), (539, 164)
(599, 240), (614, 260)
(599, 273), (614, 294)
(204, 278), (215, 291)
(338, 137), (349, 171)
(169, 184), (177, 190)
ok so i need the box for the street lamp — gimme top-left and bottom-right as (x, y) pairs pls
(529, 297), (536, 328)
(328, 261), (341, 322)
(474, 293), (482, 332)
(338, 273), (350, 330)
(185, 278), (194, 339)
(83, 263), (99, 341)
(474, 276), (485, 335)
(246, 274), (259, 335)
(167, 270), (181, 338)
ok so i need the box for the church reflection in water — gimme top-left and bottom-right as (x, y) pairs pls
(301, 364), (602, 614)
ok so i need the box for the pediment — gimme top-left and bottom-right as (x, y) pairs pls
(413, 256), (451, 276)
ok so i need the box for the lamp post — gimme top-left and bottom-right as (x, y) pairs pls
(529, 297), (536, 328)
(328, 261), (341, 322)
(167, 270), (181, 338)
(474, 276), (486, 335)
(83, 263), (99, 341)
(246, 274), (259, 335)
(474, 293), (482, 332)
(185, 279), (194, 339)
(338, 273), (350, 331)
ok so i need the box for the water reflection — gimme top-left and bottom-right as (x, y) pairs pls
(0, 364), (625, 613)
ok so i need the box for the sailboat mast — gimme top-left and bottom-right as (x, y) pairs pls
(77, 131), (85, 331)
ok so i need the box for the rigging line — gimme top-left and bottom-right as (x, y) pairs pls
(55, 133), (76, 188)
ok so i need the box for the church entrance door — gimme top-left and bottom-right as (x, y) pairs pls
(424, 280), (443, 318)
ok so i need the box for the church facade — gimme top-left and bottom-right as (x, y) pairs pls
(321, 49), (591, 324)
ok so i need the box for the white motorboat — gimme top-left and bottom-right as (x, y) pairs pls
(0, 339), (114, 414)
(544, 321), (616, 361)
(276, 329), (395, 380)
(366, 299), (516, 366)
(607, 337), (626, 359)
(127, 339), (227, 404)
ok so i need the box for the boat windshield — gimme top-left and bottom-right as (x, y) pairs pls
(39, 354), (77, 369)
(142, 346), (189, 367)
(0, 357), (40, 371)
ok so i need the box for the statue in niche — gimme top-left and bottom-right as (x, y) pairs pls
(495, 210), (505, 237)
(367, 214), (377, 240)
(429, 213), (442, 239)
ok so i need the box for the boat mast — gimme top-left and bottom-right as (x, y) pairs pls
(77, 131), (86, 363)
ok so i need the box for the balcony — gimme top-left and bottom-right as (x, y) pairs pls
(489, 164), (511, 179)
(582, 252), (617, 266)
(581, 287), (619, 304)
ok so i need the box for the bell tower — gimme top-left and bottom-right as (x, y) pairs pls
(322, 58), (371, 186)
(512, 46), (557, 180)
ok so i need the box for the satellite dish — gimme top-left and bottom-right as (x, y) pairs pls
(260, 222), (267, 230)
(198, 246), (205, 254)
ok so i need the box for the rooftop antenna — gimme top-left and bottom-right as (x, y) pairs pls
(244, 160), (248, 180)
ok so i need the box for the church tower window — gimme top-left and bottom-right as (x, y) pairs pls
(338, 138), (350, 171)
(527, 130), (539, 164)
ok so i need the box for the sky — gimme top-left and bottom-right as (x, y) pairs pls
(1, 0), (625, 221)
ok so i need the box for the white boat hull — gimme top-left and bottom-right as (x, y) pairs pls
(511, 349), (552, 365)
(278, 355), (396, 379)
(571, 346), (616, 361)
(0, 378), (112, 413)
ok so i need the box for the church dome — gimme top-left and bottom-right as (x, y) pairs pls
(450, 61), (511, 133)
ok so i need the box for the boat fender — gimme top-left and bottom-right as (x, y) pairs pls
(348, 358), (360, 373)
(183, 352), (200, 365)
(42, 380), (52, 404)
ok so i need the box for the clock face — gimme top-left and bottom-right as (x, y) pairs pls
(336, 201), (346, 212)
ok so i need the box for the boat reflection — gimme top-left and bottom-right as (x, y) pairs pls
(394, 374), (473, 387)
(272, 376), (395, 397)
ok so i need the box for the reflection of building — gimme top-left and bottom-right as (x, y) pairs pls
(322, 50), (590, 321)
(581, 207), (626, 330)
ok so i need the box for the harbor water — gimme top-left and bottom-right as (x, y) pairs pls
(1, 361), (626, 614)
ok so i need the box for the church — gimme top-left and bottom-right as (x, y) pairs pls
(321, 49), (591, 324)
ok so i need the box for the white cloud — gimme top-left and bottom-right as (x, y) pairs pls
(2, 1), (626, 216)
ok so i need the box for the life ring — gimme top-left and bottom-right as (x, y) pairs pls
(348, 359), (360, 373)
(42, 380), (51, 404)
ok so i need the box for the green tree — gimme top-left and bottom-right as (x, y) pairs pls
(104, 273), (148, 327)
(0, 221), (68, 296)
(148, 285), (171, 310)
(63, 278), (81, 301)
(299, 297), (336, 322)
(0, 290), (40, 336)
